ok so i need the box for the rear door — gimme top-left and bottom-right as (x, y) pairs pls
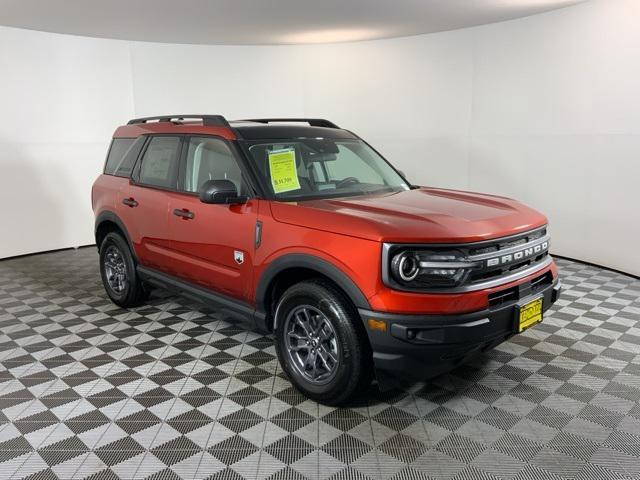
(166, 135), (258, 302)
(120, 135), (182, 272)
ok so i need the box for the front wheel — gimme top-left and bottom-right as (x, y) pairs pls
(274, 280), (371, 405)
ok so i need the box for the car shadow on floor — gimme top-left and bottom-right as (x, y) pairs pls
(137, 287), (507, 410)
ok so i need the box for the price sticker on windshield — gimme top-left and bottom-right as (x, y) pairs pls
(268, 148), (301, 194)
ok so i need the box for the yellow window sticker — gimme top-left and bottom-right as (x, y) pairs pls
(268, 148), (301, 194)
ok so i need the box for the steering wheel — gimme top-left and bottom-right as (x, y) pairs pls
(336, 177), (360, 188)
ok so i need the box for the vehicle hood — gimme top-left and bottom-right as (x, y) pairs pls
(269, 187), (548, 243)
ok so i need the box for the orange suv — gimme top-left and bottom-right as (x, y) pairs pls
(92, 115), (560, 404)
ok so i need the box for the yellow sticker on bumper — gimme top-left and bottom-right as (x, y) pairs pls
(518, 297), (543, 333)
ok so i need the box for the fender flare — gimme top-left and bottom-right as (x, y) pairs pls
(94, 211), (137, 261)
(255, 253), (371, 322)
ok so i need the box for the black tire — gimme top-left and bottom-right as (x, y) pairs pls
(99, 232), (149, 308)
(274, 279), (371, 405)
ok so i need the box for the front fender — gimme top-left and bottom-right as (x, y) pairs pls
(254, 252), (371, 323)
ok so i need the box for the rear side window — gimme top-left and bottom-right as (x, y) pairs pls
(104, 138), (134, 175)
(137, 136), (181, 188)
(104, 137), (145, 177)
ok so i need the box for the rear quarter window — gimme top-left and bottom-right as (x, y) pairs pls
(104, 137), (145, 177)
(137, 136), (181, 188)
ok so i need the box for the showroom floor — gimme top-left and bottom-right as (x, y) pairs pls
(0, 250), (639, 480)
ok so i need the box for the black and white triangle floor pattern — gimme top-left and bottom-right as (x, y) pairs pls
(0, 248), (639, 479)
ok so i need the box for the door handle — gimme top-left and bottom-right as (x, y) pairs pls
(173, 208), (195, 220)
(122, 197), (138, 208)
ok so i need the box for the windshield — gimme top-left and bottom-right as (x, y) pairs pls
(241, 138), (410, 201)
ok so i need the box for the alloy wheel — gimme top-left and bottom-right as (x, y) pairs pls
(283, 305), (340, 385)
(103, 245), (128, 294)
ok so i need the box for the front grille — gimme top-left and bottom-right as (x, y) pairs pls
(531, 271), (553, 292)
(488, 286), (518, 307)
(466, 227), (549, 285)
(487, 270), (553, 308)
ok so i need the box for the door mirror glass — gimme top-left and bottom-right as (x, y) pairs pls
(200, 179), (247, 204)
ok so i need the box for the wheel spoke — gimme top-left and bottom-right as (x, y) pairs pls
(323, 348), (338, 364)
(287, 332), (307, 342)
(318, 350), (332, 371)
(317, 323), (333, 342)
(289, 344), (309, 352)
(305, 350), (317, 370)
(295, 310), (314, 337)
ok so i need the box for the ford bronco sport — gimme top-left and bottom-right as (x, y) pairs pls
(92, 115), (561, 405)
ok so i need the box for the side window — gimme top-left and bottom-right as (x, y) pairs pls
(138, 136), (181, 188)
(182, 137), (245, 194)
(104, 138), (134, 175)
(114, 136), (146, 178)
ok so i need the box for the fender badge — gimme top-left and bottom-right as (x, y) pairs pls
(234, 250), (244, 265)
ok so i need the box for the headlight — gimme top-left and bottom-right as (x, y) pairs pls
(391, 251), (420, 281)
(389, 249), (477, 288)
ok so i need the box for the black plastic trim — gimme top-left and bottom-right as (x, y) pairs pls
(255, 221), (263, 248)
(360, 279), (561, 387)
(234, 126), (356, 141)
(255, 254), (371, 327)
(94, 211), (138, 261)
(137, 266), (255, 317)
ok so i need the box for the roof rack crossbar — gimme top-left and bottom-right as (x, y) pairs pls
(240, 118), (340, 129)
(127, 114), (230, 127)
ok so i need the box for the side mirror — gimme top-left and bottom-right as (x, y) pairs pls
(199, 179), (247, 204)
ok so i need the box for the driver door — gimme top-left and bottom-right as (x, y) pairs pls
(167, 136), (257, 303)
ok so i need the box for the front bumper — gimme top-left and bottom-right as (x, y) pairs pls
(359, 276), (561, 387)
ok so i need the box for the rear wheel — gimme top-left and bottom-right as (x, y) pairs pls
(274, 279), (371, 405)
(99, 232), (149, 308)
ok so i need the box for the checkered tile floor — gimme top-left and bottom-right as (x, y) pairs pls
(0, 249), (639, 480)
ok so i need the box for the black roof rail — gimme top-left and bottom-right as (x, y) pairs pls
(239, 118), (340, 129)
(127, 114), (230, 127)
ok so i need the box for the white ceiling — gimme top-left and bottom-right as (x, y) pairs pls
(0, 0), (584, 45)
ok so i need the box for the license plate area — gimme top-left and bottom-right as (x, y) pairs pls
(516, 296), (543, 333)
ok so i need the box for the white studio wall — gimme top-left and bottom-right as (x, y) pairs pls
(467, 0), (640, 278)
(0, 27), (135, 258)
(1, 0), (638, 275)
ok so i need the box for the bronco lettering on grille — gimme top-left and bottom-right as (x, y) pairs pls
(486, 241), (548, 267)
